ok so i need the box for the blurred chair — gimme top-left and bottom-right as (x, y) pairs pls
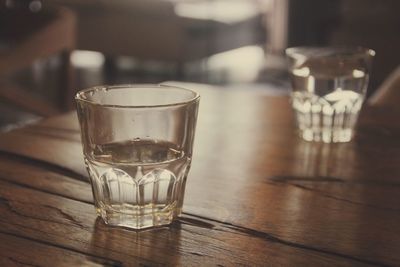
(0, 4), (76, 116)
(52, 0), (265, 76)
(368, 66), (400, 108)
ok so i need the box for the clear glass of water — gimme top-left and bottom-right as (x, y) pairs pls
(75, 84), (200, 229)
(286, 46), (375, 143)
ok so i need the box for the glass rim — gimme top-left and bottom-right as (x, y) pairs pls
(285, 46), (376, 59)
(75, 84), (200, 109)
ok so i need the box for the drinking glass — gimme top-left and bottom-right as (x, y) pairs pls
(286, 46), (375, 143)
(75, 84), (200, 229)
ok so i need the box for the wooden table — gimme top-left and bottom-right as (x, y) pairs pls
(0, 84), (399, 266)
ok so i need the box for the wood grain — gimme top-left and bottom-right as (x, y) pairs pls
(0, 179), (373, 266)
(0, 232), (118, 267)
(0, 84), (399, 266)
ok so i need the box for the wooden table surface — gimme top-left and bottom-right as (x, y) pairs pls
(0, 84), (399, 267)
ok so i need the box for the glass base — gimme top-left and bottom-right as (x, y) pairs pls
(96, 205), (181, 230)
(300, 128), (353, 143)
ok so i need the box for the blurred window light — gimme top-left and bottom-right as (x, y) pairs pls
(5, 0), (14, 8)
(29, 0), (42, 12)
(71, 50), (105, 69)
(207, 45), (265, 82)
(116, 56), (138, 70)
(293, 67), (310, 77)
(174, 0), (260, 24)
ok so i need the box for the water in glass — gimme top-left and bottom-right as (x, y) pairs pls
(85, 139), (190, 229)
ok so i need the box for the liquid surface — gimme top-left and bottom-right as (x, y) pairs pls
(85, 139), (190, 229)
(291, 68), (366, 142)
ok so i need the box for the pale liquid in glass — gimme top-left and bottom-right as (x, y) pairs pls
(291, 67), (366, 142)
(85, 139), (190, 229)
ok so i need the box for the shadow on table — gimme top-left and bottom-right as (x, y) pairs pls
(89, 217), (182, 265)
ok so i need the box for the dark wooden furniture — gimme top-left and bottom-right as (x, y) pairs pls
(0, 6), (76, 115)
(52, 0), (264, 61)
(0, 84), (399, 266)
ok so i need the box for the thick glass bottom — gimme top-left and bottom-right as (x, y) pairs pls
(96, 203), (181, 230)
(300, 128), (353, 143)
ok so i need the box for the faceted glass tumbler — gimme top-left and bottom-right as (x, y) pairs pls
(286, 46), (375, 143)
(75, 84), (200, 229)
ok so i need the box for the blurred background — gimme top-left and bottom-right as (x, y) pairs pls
(0, 0), (399, 130)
